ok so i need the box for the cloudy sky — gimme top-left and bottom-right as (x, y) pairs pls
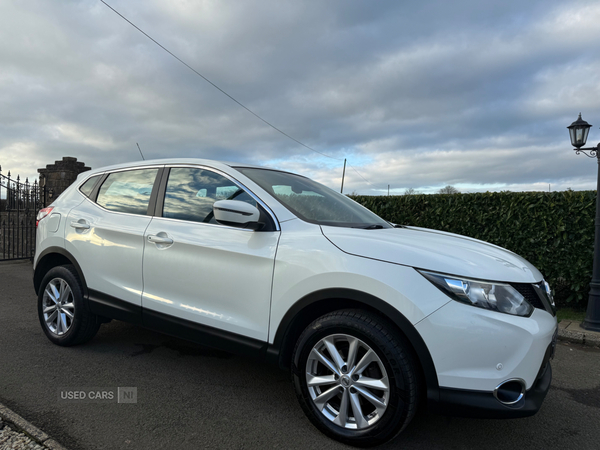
(1, 0), (600, 195)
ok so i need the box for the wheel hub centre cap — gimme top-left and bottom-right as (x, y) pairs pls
(340, 375), (351, 388)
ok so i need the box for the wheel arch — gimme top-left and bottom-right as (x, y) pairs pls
(267, 288), (440, 403)
(34, 247), (88, 298)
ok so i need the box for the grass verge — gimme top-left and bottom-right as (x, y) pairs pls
(556, 307), (586, 323)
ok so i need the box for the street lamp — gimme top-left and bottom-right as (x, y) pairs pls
(568, 113), (600, 331)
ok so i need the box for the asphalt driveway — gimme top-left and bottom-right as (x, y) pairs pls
(1, 260), (599, 450)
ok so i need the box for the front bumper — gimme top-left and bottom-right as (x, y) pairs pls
(415, 299), (557, 392)
(427, 325), (557, 418)
(428, 361), (552, 419)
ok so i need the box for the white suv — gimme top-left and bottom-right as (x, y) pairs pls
(34, 158), (557, 446)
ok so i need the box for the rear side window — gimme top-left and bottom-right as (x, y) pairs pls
(162, 167), (256, 223)
(79, 175), (102, 198)
(96, 169), (159, 215)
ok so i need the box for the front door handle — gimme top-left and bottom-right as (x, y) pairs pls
(70, 221), (90, 230)
(148, 235), (174, 245)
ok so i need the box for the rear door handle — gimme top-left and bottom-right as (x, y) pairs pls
(148, 235), (174, 245)
(70, 221), (90, 230)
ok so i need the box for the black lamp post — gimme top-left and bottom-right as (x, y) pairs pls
(568, 113), (600, 331)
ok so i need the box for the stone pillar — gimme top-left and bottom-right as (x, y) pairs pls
(38, 157), (91, 206)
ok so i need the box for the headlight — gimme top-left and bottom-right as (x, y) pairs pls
(419, 271), (534, 317)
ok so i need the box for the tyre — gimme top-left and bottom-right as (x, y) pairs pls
(37, 265), (100, 346)
(291, 310), (419, 447)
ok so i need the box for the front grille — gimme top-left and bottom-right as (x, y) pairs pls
(510, 283), (546, 311)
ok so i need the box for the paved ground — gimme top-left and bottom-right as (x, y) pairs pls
(1, 260), (600, 450)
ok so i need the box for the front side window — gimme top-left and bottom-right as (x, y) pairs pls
(162, 167), (256, 223)
(238, 168), (391, 228)
(96, 169), (158, 215)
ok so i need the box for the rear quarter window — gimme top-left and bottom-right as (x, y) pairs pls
(79, 175), (102, 198)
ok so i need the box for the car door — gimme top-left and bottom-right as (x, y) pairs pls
(65, 167), (162, 321)
(141, 166), (280, 343)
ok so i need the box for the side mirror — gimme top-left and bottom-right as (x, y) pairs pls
(212, 200), (262, 230)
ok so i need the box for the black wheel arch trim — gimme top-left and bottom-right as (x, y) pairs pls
(34, 247), (89, 298)
(267, 288), (441, 403)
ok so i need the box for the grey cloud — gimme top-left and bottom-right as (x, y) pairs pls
(1, 0), (599, 194)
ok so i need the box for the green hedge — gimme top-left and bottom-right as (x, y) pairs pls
(349, 191), (596, 309)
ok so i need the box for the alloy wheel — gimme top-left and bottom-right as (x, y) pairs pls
(42, 278), (75, 335)
(305, 333), (390, 430)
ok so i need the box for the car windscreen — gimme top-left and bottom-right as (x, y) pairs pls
(237, 168), (391, 228)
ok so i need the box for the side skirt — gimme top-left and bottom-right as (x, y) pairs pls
(87, 289), (267, 359)
(88, 289), (143, 325)
(142, 309), (267, 359)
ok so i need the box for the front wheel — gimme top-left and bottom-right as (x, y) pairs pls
(291, 310), (419, 447)
(37, 265), (100, 346)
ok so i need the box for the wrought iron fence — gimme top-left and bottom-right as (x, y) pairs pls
(0, 166), (45, 260)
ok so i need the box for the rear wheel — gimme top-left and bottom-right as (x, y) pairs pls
(38, 265), (100, 346)
(292, 310), (419, 447)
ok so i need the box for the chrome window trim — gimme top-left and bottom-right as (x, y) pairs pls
(94, 164), (166, 174)
(76, 163), (281, 231)
(148, 214), (270, 233)
(80, 197), (272, 233)
(80, 195), (156, 220)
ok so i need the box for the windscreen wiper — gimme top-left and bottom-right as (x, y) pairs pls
(354, 224), (386, 229)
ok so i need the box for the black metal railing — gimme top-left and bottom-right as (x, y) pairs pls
(0, 167), (45, 260)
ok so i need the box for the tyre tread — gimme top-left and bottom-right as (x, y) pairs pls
(62, 265), (100, 345)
